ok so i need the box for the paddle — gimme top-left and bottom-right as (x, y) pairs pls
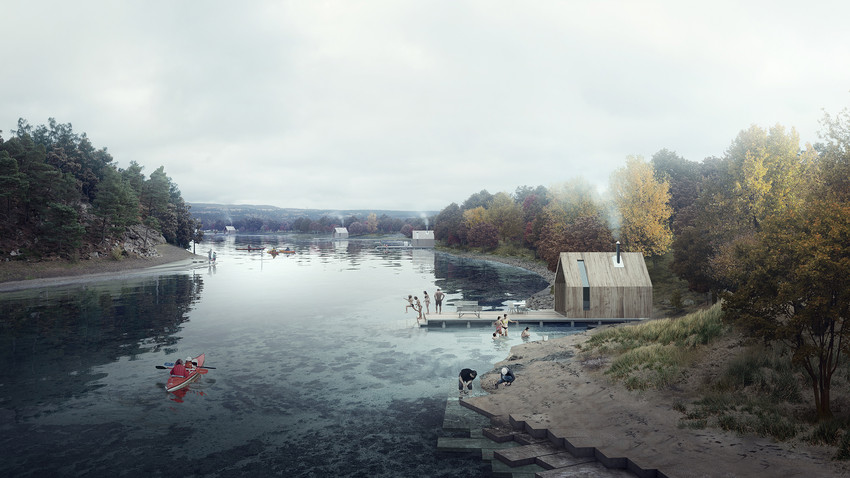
(162, 362), (217, 369)
(156, 365), (209, 374)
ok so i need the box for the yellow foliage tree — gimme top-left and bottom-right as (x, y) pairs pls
(462, 206), (488, 229)
(610, 155), (673, 257)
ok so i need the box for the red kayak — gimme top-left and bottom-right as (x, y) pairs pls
(165, 353), (205, 392)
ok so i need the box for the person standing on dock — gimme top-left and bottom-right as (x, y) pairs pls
(434, 288), (445, 314)
(423, 291), (431, 314)
(458, 368), (477, 396)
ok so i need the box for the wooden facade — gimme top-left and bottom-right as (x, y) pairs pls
(554, 252), (652, 319)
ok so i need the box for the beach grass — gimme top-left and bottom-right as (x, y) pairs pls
(577, 304), (725, 390)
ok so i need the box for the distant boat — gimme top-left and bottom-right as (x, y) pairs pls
(235, 246), (264, 251)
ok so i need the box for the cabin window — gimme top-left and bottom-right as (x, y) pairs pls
(577, 259), (590, 310)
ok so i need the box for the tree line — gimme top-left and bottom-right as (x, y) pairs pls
(0, 118), (199, 259)
(432, 110), (850, 420)
(204, 212), (428, 236)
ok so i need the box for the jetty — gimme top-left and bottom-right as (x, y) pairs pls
(422, 307), (645, 329)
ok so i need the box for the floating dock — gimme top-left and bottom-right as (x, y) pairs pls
(421, 309), (645, 329)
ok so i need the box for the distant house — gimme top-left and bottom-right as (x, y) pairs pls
(333, 227), (349, 239)
(411, 230), (435, 248)
(554, 251), (652, 319)
(225, 225), (236, 234)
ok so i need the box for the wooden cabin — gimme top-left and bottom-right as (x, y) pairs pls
(411, 230), (435, 248)
(333, 227), (349, 239)
(554, 251), (652, 319)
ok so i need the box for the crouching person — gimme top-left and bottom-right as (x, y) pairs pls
(458, 368), (477, 397)
(495, 367), (515, 388)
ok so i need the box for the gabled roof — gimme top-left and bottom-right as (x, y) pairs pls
(556, 252), (652, 288)
(334, 227), (348, 234)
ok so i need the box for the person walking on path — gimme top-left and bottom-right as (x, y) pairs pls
(458, 368), (477, 396)
(434, 288), (445, 314)
(423, 291), (431, 314)
(495, 367), (515, 388)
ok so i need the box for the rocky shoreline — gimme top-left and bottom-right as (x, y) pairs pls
(440, 249), (556, 310)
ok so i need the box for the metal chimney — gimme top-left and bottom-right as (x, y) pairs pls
(616, 241), (621, 264)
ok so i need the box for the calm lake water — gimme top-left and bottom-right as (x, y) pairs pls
(0, 235), (579, 477)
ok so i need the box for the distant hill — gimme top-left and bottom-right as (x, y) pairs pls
(189, 203), (437, 225)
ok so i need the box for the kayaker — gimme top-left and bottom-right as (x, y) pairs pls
(170, 359), (188, 377)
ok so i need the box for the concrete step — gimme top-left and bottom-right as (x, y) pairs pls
(495, 442), (563, 467)
(443, 397), (491, 433)
(491, 457), (546, 478)
(535, 461), (638, 477)
(535, 451), (596, 470)
(437, 436), (519, 454)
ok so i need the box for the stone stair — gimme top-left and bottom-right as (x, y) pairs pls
(438, 397), (649, 477)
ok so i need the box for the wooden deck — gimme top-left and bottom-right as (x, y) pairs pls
(421, 309), (644, 328)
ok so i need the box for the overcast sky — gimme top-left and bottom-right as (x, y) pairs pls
(3, 1), (848, 212)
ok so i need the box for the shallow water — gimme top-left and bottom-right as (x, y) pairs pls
(0, 236), (579, 476)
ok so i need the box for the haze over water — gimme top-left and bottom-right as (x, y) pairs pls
(0, 235), (576, 476)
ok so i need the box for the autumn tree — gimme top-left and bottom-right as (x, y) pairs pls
(610, 155), (672, 257)
(461, 189), (493, 211)
(434, 203), (464, 245)
(467, 222), (499, 250)
(365, 213), (379, 234)
(723, 196), (850, 419)
(651, 148), (701, 231)
(486, 192), (523, 243)
(462, 206), (488, 229)
(723, 112), (850, 420)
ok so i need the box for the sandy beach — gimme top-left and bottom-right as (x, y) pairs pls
(462, 330), (848, 477)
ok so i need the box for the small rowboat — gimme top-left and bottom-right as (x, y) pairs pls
(165, 353), (205, 392)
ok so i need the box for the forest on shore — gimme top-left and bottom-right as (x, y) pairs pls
(0, 118), (199, 260)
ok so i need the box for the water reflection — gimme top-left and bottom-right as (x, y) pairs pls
(0, 237), (564, 477)
(0, 275), (203, 410)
